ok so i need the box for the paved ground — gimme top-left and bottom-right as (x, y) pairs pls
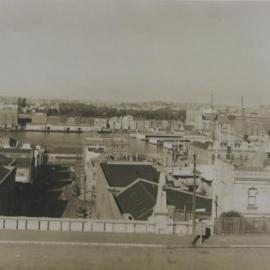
(0, 231), (270, 270)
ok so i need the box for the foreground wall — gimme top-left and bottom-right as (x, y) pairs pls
(0, 216), (194, 235)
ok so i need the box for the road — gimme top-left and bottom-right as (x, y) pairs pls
(0, 231), (269, 270)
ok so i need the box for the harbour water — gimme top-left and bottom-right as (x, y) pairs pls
(0, 131), (162, 155)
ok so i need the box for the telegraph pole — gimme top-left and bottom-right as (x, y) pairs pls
(192, 152), (197, 236)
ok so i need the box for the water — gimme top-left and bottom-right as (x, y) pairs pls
(0, 131), (162, 155)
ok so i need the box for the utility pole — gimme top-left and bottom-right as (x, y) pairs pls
(83, 175), (86, 201)
(210, 93), (216, 141)
(212, 124), (219, 224)
(192, 152), (197, 236)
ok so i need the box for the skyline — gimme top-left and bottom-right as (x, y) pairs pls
(1, 1), (270, 106)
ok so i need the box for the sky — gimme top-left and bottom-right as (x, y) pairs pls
(0, 0), (270, 105)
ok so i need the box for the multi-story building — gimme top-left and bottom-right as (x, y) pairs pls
(188, 139), (259, 165)
(194, 107), (218, 132)
(135, 120), (151, 131)
(122, 115), (135, 130)
(226, 114), (270, 137)
(0, 104), (18, 129)
(214, 150), (270, 219)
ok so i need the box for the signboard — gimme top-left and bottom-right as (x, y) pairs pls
(202, 113), (218, 121)
(196, 208), (206, 213)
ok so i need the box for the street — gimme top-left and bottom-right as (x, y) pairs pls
(0, 231), (269, 270)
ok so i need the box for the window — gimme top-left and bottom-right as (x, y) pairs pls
(248, 187), (257, 208)
(17, 171), (25, 177)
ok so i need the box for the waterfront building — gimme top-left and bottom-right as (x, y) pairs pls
(170, 120), (184, 131)
(108, 117), (122, 130)
(135, 120), (151, 131)
(122, 115), (135, 130)
(84, 137), (128, 159)
(31, 112), (47, 125)
(0, 104), (18, 129)
(94, 118), (107, 130)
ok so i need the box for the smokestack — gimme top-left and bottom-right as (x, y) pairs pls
(241, 96), (247, 137)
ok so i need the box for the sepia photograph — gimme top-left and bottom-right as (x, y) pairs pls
(0, 0), (270, 269)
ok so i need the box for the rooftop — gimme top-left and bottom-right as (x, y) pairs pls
(0, 165), (14, 184)
(0, 148), (32, 154)
(101, 163), (160, 187)
(166, 187), (212, 215)
(190, 141), (212, 150)
(115, 179), (158, 220)
(0, 154), (14, 166)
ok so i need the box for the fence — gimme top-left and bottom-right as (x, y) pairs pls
(0, 216), (193, 235)
(215, 217), (270, 234)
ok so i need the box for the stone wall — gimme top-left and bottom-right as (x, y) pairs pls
(0, 216), (193, 235)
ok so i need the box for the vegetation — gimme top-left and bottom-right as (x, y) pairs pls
(48, 102), (186, 121)
(220, 211), (241, 217)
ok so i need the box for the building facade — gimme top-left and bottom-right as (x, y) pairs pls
(0, 104), (18, 129)
(214, 156), (270, 219)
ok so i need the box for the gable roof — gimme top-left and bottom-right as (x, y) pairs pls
(0, 166), (13, 184)
(0, 154), (14, 166)
(101, 163), (160, 187)
(115, 180), (158, 220)
(114, 178), (212, 221)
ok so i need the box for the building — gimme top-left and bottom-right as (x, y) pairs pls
(185, 110), (196, 127)
(94, 118), (108, 130)
(96, 161), (160, 219)
(0, 104), (18, 129)
(108, 117), (122, 130)
(188, 139), (259, 165)
(31, 112), (47, 125)
(194, 107), (217, 132)
(95, 161), (212, 221)
(214, 148), (270, 219)
(170, 120), (184, 132)
(0, 159), (16, 215)
(135, 120), (151, 131)
(47, 153), (81, 166)
(84, 137), (128, 160)
(226, 114), (270, 137)
(0, 146), (34, 184)
(82, 137), (128, 201)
